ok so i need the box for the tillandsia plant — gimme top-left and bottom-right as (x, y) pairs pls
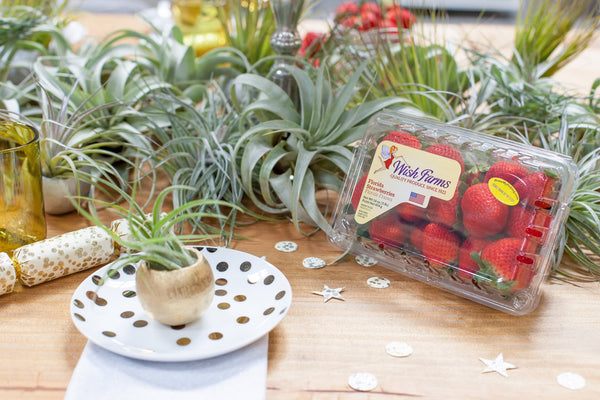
(514, 0), (600, 79)
(74, 166), (238, 272)
(145, 86), (248, 245)
(0, 0), (71, 82)
(87, 25), (252, 105)
(218, 0), (275, 74)
(230, 62), (410, 235)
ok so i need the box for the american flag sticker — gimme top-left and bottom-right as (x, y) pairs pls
(409, 192), (425, 205)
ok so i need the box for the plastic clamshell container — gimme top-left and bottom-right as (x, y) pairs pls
(329, 111), (578, 315)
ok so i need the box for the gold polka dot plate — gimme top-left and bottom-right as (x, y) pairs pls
(70, 247), (292, 362)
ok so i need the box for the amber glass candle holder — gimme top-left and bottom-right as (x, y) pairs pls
(0, 121), (46, 255)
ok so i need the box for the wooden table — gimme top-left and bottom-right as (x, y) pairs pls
(1, 13), (600, 400)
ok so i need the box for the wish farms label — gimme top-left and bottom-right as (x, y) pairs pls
(355, 141), (461, 224)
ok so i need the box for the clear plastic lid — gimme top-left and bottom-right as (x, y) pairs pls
(329, 111), (578, 315)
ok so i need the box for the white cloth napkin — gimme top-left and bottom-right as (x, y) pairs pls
(65, 334), (268, 400)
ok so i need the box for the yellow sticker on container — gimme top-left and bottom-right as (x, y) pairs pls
(488, 177), (519, 206)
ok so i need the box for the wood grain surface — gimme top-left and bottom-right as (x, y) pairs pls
(1, 13), (599, 400)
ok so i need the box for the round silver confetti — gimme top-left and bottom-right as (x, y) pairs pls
(386, 341), (413, 358)
(348, 372), (378, 392)
(557, 372), (586, 390)
(367, 276), (390, 289)
(302, 257), (326, 269)
(274, 241), (298, 253)
(355, 254), (378, 267)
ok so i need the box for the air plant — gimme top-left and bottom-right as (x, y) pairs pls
(218, 0), (275, 73)
(0, 0), (71, 82)
(230, 62), (410, 235)
(144, 85), (247, 245)
(514, 0), (600, 79)
(73, 166), (237, 272)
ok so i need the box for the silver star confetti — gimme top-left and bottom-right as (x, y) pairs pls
(274, 241), (298, 252)
(348, 372), (378, 392)
(367, 276), (390, 289)
(303, 257), (326, 269)
(386, 341), (413, 357)
(312, 285), (345, 302)
(557, 372), (586, 390)
(479, 353), (517, 378)
(355, 254), (378, 267)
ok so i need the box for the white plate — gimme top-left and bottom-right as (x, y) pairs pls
(70, 247), (292, 362)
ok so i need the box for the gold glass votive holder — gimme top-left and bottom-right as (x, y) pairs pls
(0, 121), (46, 255)
(171, 0), (228, 56)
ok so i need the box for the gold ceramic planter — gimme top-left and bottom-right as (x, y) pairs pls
(135, 248), (215, 326)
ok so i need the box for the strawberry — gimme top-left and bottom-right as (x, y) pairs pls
(299, 32), (325, 59)
(383, 130), (421, 149)
(461, 183), (508, 238)
(513, 171), (556, 209)
(385, 5), (417, 29)
(358, 10), (379, 31)
(427, 189), (459, 227)
(339, 14), (358, 28)
(528, 208), (552, 244)
(409, 221), (428, 251)
(335, 1), (359, 17)
(425, 143), (465, 175)
(351, 174), (368, 211)
(396, 202), (426, 222)
(369, 213), (408, 249)
(506, 204), (535, 238)
(422, 223), (460, 268)
(458, 237), (490, 279)
(480, 238), (523, 281)
(479, 238), (534, 292)
(485, 161), (528, 185)
(359, 2), (382, 20)
(465, 167), (486, 186)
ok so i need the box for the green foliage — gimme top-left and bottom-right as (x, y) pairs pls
(230, 62), (409, 234)
(0, 1), (71, 82)
(74, 167), (237, 271)
(514, 0), (600, 78)
(145, 86), (247, 245)
(218, 0), (275, 73)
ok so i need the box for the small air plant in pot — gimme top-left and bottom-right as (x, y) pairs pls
(75, 170), (236, 326)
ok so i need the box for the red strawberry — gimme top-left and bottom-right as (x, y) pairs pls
(506, 204), (535, 238)
(369, 213), (408, 249)
(461, 183), (508, 238)
(358, 10), (379, 31)
(513, 172), (555, 209)
(351, 174), (368, 211)
(422, 223), (460, 268)
(465, 167), (486, 186)
(385, 5), (417, 29)
(480, 238), (523, 281)
(526, 208), (553, 247)
(335, 1), (359, 17)
(396, 202), (426, 222)
(409, 221), (428, 251)
(427, 189), (459, 227)
(359, 2), (382, 20)
(458, 237), (490, 279)
(480, 238), (534, 291)
(299, 32), (325, 58)
(485, 161), (528, 185)
(382, 130), (421, 149)
(425, 143), (465, 175)
(339, 14), (358, 27)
